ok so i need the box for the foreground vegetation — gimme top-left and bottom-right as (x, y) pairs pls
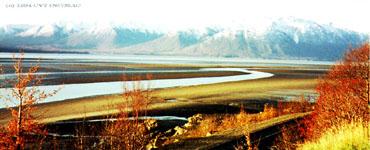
(174, 98), (311, 138)
(299, 120), (370, 150)
(304, 43), (369, 139)
(276, 43), (370, 150)
(0, 53), (58, 149)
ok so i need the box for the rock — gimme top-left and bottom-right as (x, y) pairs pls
(146, 134), (160, 150)
(206, 131), (216, 137)
(173, 139), (180, 143)
(173, 126), (186, 136)
(146, 143), (157, 150)
(188, 114), (203, 123)
(165, 128), (174, 135)
(184, 114), (203, 128)
(144, 119), (158, 131)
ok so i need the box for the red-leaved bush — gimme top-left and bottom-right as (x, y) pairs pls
(304, 43), (370, 139)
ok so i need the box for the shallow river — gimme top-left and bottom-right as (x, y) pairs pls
(0, 68), (273, 107)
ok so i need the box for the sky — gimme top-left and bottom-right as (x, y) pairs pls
(0, 0), (369, 33)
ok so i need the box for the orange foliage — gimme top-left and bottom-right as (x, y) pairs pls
(184, 100), (311, 138)
(271, 97), (313, 149)
(277, 96), (312, 116)
(102, 74), (153, 149)
(305, 43), (370, 139)
(0, 53), (57, 149)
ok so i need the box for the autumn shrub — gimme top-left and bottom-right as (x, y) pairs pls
(276, 96), (313, 116)
(266, 97), (313, 149)
(305, 43), (370, 139)
(175, 101), (311, 149)
(100, 75), (154, 149)
(0, 53), (58, 149)
(183, 102), (308, 138)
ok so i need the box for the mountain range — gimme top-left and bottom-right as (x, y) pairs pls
(0, 18), (368, 61)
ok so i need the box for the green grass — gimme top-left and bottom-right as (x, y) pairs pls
(298, 121), (370, 150)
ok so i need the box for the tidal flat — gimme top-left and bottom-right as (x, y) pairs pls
(0, 53), (329, 124)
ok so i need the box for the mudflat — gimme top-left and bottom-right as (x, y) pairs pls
(0, 63), (326, 125)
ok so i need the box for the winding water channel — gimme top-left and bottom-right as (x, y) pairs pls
(0, 68), (273, 107)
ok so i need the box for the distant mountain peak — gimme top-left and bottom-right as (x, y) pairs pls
(16, 25), (55, 37)
(0, 17), (368, 61)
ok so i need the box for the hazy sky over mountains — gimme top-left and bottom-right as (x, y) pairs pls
(0, 0), (369, 33)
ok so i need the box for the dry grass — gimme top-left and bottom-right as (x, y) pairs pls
(182, 102), (307, 138)
(171, 97), (312, 142)
(298, 120), (370, 150)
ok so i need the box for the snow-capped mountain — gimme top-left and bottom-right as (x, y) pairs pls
(0, 18), (368, 61)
